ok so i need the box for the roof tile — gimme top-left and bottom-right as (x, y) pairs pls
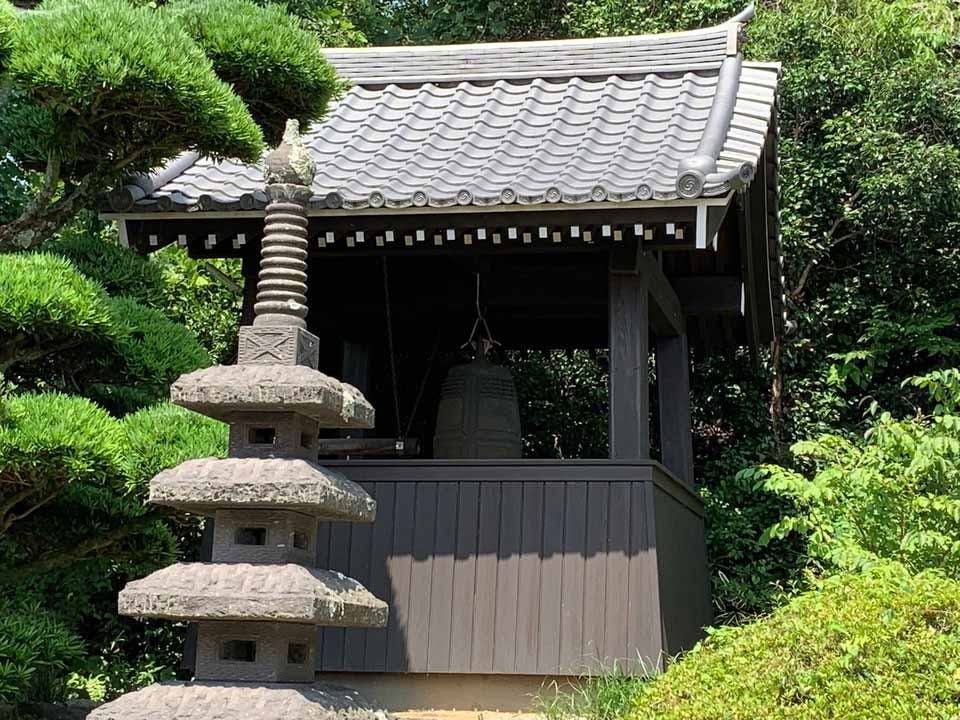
(113, 15), (779, 213)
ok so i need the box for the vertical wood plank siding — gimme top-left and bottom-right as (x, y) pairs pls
(316, 460), (705, 675)
(653, 485), (714, 657)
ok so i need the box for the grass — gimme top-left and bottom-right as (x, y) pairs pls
(536, 664), (645, 720)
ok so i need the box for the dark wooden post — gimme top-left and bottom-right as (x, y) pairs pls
(655, 332), (694, 485)
(341, 341), (372, 438)
(239, 249), (259, 327)
(608, 268), (650, 459)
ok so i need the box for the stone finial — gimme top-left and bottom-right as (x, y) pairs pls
(254, 119), (314, 329)
(264, 119), (316, 188)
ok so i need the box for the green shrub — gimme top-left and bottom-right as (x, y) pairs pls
(122, 403), (227, 490)
(0, 393), (127, 536)
(0, 253), (115, 372)
(631, 565), (960, 720)
(0, 600), (85, 703)
(0, 394), (226, 702)
(49, 234), (166, 308)
(88, 297), (211, 414)
(0, 248), (209, 412)
(753, 369), (960, 577)
(153, 245), (243, 364)
(0, 1), (14, 71)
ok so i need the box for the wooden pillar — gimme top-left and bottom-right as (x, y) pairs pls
(239, 249), (259, 327)
(608, 271), (650, 459)
(656, 333), (694, 485)
(341, 341), (372, 438)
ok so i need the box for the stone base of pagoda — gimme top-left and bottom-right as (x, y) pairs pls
(87, 681), (391, 720)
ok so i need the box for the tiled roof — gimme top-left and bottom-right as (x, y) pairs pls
(106, 7), (779, 214)
(322, 24), (733, 84)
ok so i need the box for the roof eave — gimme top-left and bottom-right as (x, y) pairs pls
(101, 193), (737, 223)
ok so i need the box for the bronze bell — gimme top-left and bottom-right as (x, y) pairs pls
(433, 356), (522, 459)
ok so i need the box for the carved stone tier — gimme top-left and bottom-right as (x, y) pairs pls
(119, 563), (388, 627)
(87, 681), (389, 720)
(238, 326), (320, 368)
(171, 364), (375, 427)
(149, 457), (376, 521)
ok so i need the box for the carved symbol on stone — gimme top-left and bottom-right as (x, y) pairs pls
(241, 331), (289, 363)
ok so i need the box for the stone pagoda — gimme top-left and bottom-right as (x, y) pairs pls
(91, 121), (388, 720)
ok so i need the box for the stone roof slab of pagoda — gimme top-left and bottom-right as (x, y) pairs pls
(119, 562), (389, 627)
(148, 457), (376, 521)
(102, 7), (780, 216)
(88, 681), (388, 720)
(171, 364), (375, 428)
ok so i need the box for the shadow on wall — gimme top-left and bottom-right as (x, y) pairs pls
(315, 470), (710, 676)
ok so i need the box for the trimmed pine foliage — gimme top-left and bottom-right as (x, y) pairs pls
(5, 0), (263, 170)
(49, 234), (166, 309)
(169, 0), (345, 144)
(0, 253), (117, 371)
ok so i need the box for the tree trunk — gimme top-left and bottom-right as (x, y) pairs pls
(769, 335), (786, 461)
(0, 193), (93, 252)
(0, 511), (169, 583)
(0, 160), (101, 252)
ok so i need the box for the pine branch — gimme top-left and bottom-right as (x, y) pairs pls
(2, 510), (171, 582)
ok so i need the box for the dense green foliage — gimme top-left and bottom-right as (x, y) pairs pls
(0, 395), (227, 701)
(508, 350), (608, 458)
(170, 0), (343, 143)
(0, 0), (339, 249)
(0, 393), (125, 538)
(152, 246), (243, 364)
(43, 230), (240, 364)
(0, 600), (85, 704)
(0, 253), (116, 373)
(0, 1), (14, 71)
(0, 251), (211, 414)
(0, 243), (224, 703)
(123, 402), (228, 490)
(374, 0), (565, 43)
(753, 369), (960, 577)
(94, 297), (210, 414)
(629, 565), (960, 720)
(266, 0), (378, 45)
(50, 233), (166, 308)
